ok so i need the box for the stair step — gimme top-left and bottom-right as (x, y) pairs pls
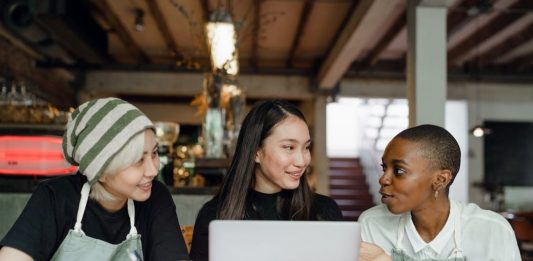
(330, 179), (367, 186)
(329, 158), (371, 221)
(330, 184), (369, 190)
(330, 169), (364, 176)
(329, 177), (367, 184)
(329, 157), (361, 162)
(330, 189), (372, 196)
(329, 158), (362, 169)
(330, 194), (373, 201)
(330, 173), (364, 180)
(334, 199), (374, 206)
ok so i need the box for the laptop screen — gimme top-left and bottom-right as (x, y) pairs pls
(209, 220), (361, 261)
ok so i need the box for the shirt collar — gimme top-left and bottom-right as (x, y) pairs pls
(405, 200), (456, 254)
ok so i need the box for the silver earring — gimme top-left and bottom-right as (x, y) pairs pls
(434, 190), (439, 200)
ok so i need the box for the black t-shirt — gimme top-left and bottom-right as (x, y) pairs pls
(189, 189), (343, 261)
(0, 173), (190, 261)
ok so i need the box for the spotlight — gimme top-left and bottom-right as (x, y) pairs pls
(471, 125), (485, 137)
(470, 124), (491, 137)
(134, 9), (144, 32)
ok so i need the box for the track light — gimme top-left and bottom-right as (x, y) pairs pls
(134, 9), (144, 32)
(470, 124), (491, 137)
(471, 125), (485, 137)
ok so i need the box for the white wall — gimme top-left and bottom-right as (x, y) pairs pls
(467, 83), (533, 211)
(326, 98), (363, 158)
(445, 101), (468, 203)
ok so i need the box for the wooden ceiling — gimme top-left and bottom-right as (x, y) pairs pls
(89, 0), (533, 80)
(2, 0), (533, 98)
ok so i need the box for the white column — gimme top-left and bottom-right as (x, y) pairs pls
(407, 0), (448, 127)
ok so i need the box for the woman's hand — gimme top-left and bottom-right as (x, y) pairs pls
(359, 242), (391, 261)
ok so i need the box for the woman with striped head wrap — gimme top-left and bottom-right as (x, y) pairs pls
(0, 98), (190, 261)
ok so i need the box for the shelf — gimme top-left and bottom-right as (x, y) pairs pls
(0, 123), (65, 130)
(0, 124), (65, 136)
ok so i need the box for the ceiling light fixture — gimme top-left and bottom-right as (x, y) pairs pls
(469, 14), (489, 138)
(470, 124), (485, 137)
(134, 9), (144, 32)
(206, 9), (239, 76)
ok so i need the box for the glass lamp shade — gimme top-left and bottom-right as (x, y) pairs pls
(206, 14), (239, 76)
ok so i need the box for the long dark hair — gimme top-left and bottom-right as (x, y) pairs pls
(216, 100), (314, 220)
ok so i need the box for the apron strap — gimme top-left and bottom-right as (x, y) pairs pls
(74, 182), (139, 239)
(74, 182), (91, 234)
(126, 199), (138, 238)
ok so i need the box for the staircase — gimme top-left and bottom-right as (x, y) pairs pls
(329, 158), (375, 221)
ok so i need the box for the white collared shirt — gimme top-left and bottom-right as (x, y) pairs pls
(404, 201), (456, 257)
(359, 200), (521, 261)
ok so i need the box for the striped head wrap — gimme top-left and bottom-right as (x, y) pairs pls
(62, 97), (154, 185)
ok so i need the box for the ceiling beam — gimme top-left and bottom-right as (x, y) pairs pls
(251, 0), (261, 70)
(35, 60), (313, 76)
(340, 78), (533, 100)
(201, 0), (209, 21)
(0, 25), (44, 60)
(84, 71), (313, 100)
(477, 21), (533, 66)
(447, 0), (474, 37)
(0, 36), (74, 108)
(509, 51), (533, 72)
(316, 0), (375, 89)
(89, 0), (150, 64)
(360, 10), (406, 68)
(447, 0), (532, 66)
(286, 0), (313, 68)
(145, 0), (182, 61)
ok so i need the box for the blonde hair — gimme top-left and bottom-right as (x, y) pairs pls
(89, 130), (146, 201)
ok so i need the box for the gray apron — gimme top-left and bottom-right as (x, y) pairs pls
(391, 206), (466, 261)
(50, 182), (144, 261)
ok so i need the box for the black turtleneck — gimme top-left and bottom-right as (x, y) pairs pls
(189, 190), (343, 261)
(246, 189), (281, 220)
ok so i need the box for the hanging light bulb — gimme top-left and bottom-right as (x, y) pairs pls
(471, 125), (485, 137)
(206, 9), (239, 76)
(134, 9), (144, 32)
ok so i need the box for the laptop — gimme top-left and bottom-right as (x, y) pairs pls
(209, 220), (361, 261)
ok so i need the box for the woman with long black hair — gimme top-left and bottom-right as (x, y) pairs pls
(190, 100), (343, 261)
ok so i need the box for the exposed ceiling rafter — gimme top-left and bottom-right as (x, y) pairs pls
(316, 0), (375, 89)
(287, 0), (314, 68)
(145, 0), (183, 61)
(448, 0), (532, 66)
(477, 20), (533, 65)
(89, 0), (151, 64)
(360, 10), (406, 68)
(251, 0), (261, 70)
(447, 0), (475, 37)
(509, 51), (533, 71)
